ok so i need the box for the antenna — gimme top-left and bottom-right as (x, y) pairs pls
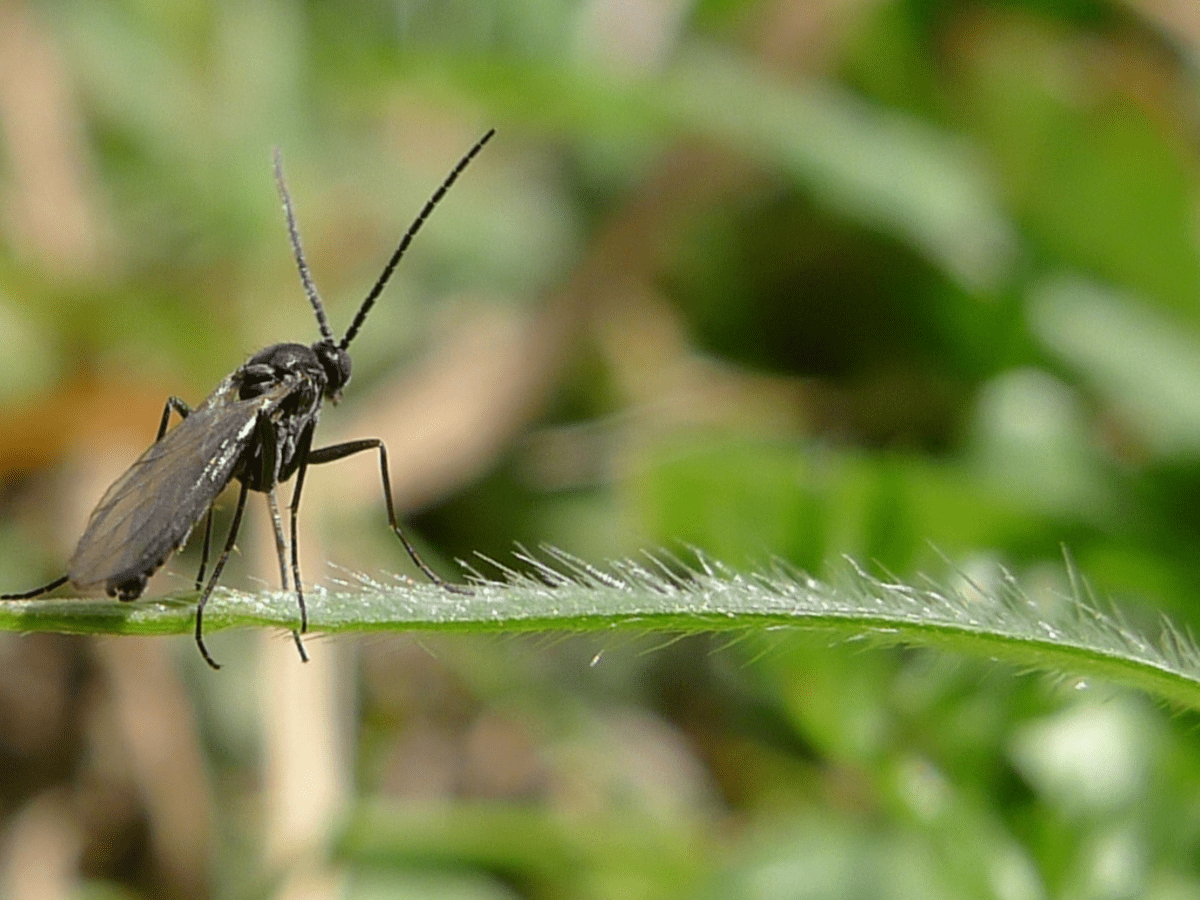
(339, 128), (495, 350)
(274, 147), (336, 344)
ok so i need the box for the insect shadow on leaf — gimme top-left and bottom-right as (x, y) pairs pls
(2, 130), (494, 669)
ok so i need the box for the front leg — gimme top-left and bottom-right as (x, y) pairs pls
(254, 412), (309, 662)
(286, 422), (316, 639)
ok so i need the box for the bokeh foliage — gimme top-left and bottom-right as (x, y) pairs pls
(3, 0), (1200, 897)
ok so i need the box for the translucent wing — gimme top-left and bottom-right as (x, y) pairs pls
(67, 376), (287, 593)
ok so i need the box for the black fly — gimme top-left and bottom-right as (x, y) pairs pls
(2, 130), (493, 668)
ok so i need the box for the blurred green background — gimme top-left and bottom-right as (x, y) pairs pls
(2, 0), (1200, 897)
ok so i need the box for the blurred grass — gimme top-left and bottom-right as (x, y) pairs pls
(5, 0), (1200, 898)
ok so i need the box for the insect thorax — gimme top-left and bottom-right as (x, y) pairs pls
(235, 342), (329, 490)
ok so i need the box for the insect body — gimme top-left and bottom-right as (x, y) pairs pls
(3, 130), (492, 668)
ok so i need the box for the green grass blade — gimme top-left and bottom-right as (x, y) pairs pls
(2, 549), (1198, 710)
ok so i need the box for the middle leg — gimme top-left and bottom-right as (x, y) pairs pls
(306, 437), (469, 593)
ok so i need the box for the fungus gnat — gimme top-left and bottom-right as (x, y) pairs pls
(2, 130), (493, 668)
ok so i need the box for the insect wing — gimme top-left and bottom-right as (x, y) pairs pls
(67, 378), (281, 592)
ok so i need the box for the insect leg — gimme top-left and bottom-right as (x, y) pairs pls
(287, 423), (316, 640)
(195, 479), (250, 670)
(1, 574), (69, 600)
(193, 508), (215, 590)
(265, 489), (290, 592)
(156, 396), (192, 441)
(267, 483), (309, 663)
(307, 438), (469, 593)
(248, 412), (307, 661)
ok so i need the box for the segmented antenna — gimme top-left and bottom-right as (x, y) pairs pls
(340, 128), (495, 350)
(274, 147), (336, 344)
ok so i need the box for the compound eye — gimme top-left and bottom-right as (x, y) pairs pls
(314, 342), (351, 395)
